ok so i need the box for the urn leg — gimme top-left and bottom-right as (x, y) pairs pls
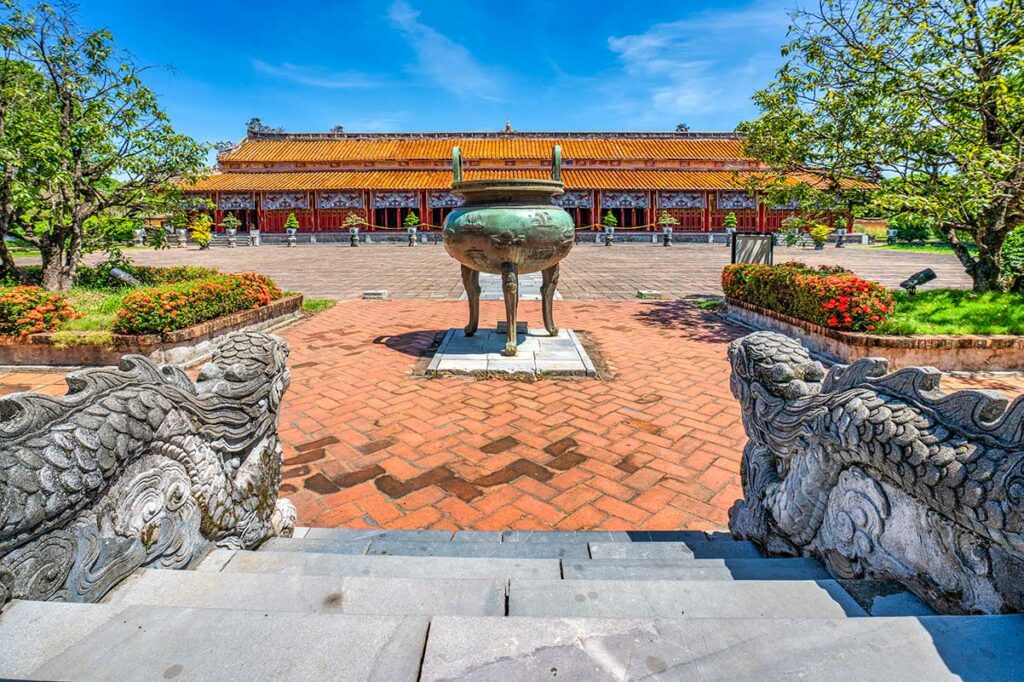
(461, 265), (480, 336)
(540, 263), (560, 336)
(501, 262), (519, 356)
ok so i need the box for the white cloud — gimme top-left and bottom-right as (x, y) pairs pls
(252, 60), (382, 89)
(388, 1), (502, 101)
(603, 3), (791, 128)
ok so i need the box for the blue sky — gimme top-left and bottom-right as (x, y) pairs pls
(78, 0), (793, 146)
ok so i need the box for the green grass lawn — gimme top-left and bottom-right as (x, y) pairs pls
(876, 289), (1024, 335)
(302, 298), (336, 314)
(869, 242), (976, 255)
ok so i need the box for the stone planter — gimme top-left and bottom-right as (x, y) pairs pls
(724, 298), (1024, 371)
(0, 295), (303, 367)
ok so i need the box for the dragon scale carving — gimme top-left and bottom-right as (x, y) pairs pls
(0, 331), (295, 606)
(728, 331), (1024, 614)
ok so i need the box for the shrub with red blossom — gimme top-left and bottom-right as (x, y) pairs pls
(0, 286), (78, 335)
(722, 262), (894, 332)
(114, 273), (282, 335)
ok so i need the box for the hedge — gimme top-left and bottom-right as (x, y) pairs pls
(0, 286), (78, 335)
(75, 262), (219, 289)
(722, 262), (895, 332)
(113, 273), (282, 334)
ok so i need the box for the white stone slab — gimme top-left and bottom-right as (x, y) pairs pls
(31, 606), (427, 681)
(420, 615), (1024, 681)
(427, 327), (595, 378)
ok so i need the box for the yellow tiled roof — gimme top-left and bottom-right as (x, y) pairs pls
(185, 169), (761, 192)
(219, 137), (751, 163)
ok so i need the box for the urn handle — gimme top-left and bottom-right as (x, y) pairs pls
(452, 146), (463, 184)
(551, 145), (562, 183)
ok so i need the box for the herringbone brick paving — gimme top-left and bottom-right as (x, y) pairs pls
(272, 300), (749, 530)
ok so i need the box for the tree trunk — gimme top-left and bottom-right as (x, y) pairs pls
(39, 246), (76, 291)
(0, 240), (20, 283)
(971, 251), (1003, 293)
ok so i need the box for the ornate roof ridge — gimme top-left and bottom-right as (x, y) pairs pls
(246, 131), (745, 142)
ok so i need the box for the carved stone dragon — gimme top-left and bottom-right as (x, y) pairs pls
(0, 332), (296, 607)
(728, 331), (1024, 614)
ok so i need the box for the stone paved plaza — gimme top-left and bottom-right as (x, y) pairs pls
(71, 242), (974, 300)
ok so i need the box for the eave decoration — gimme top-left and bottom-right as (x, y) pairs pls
(601, 191), (648, 209)
(552, 190), (593, 208)
(263, 192), (309, 211)
(718, 191), (757, 210)
(217, 193), (255, 210)
(657, 191), (705, 209)
(318, 191), (364, 209)
(374, 192), (419, 208)
(428, 191), (465, 209)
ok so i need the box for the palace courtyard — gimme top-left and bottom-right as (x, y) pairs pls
(84, 241), (972, 299)
(3, 244), (1019, 531)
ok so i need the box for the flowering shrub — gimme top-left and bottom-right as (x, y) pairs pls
(0, 286), (78, 335)
(114, 273), (282, 335)
(722, 262), (895, 332)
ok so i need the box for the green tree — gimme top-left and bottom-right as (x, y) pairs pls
(602, 210), (618, 228)
(190, 213), (212, 248)
(0, 2), (207, 290)
(723, 212), (738, 230)
(284, 212), (300, 231)
(740, 0), (1024, 292)
(403, 210), (419, 228)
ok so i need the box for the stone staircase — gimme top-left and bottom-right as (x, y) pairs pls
(3, 528), (1023, 680)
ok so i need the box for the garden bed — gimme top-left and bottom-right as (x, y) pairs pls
(0, 294), (303, 367)
(724, 298), (1024, 371)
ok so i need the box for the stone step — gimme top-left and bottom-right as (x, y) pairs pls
(301, 528), (455, 543)
(262, 536), (589, 560)
(26, 605), (427, 681)
(0, 600), (118, 681)
(290, 528), (734, 545)
(502, 530), (712, 543)
(419, 615), (1024, 681)
(588, 540), (762, 560)
(219, 549), (562, 580)
(105, 568), (504, 616)
(508, 579), (867, 619)
(563, 557), (831, 581)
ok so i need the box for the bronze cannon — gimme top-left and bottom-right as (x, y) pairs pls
(442, 146), (575, 356)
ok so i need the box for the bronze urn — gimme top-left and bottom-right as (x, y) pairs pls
(443, 146), (575, 356)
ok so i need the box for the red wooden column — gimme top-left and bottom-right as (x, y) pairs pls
(420, 191), (428, 231)
(703, 191), (712, 232)
(757, 193), (766, 233)
(311, 191), (319, 231)
(213, 192), (223, 231)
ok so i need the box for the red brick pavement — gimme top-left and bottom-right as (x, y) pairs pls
(2, 301), (1022, 532)
(272, 300), (749, 531)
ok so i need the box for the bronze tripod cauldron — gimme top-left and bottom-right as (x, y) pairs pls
(442, 146), (575, 356)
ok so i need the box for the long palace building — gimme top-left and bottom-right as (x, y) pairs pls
(187, 125), (840, 234)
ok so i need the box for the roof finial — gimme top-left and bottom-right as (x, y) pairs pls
(503, 118), (513, 133)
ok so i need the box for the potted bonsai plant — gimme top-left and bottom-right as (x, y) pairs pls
(221, 212), (241, 237)
(602, 210), (618, 246)
(283, 212), (299, 236)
